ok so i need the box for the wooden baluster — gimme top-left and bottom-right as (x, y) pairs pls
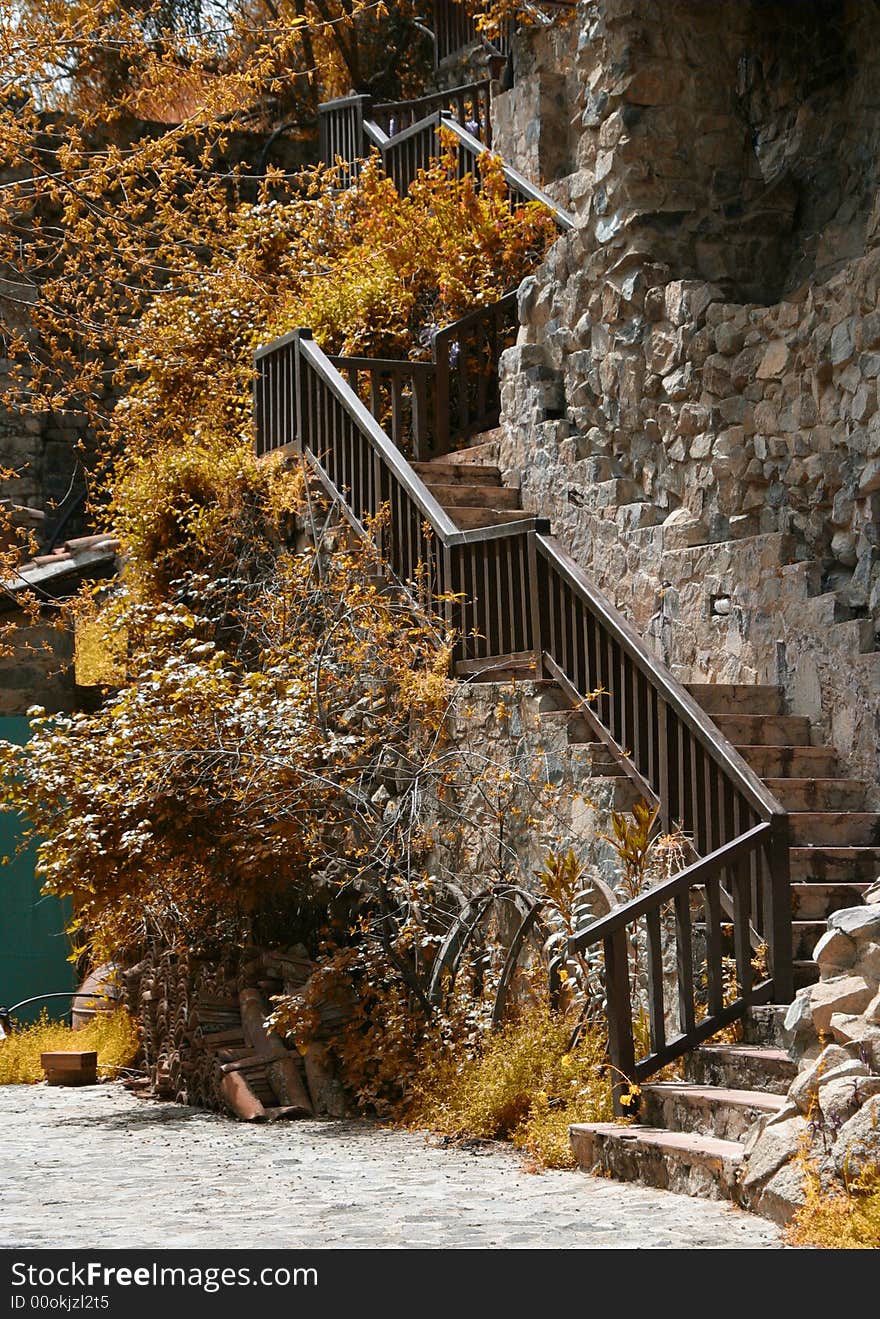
(602, 633), (614, 738)
(529, 535), (545, 678)
(498, 539), (510, 656)
(634, 667), (648, 780)
(674, 891), (696, 1036)
(457, 338), (468, 440)
(411, 370), (428, 461)
(657, 699), (669, 831)
(585, 608), (597, 699)
(618, 647), (628, 760)
(733, 856), (752, 1006)
(516, 535), (529, 655)
(558, 569), (569, 677)
(676, 718), (686, 832)
(391, 372), (404, 452)
(704, 872), (724, 1017)
(572, 596), (585, 694)
(645, 906), (665, 1057)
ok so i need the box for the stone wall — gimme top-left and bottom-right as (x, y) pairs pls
(430, 678), (638, 896)
(0, 619), (76, 716)
(493, 0), (880, 794)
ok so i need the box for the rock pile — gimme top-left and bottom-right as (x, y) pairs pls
(740, 882), (880, 1222)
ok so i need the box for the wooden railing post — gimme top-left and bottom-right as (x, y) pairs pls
(294, 327), (311, 454)
(767, 813), (793, 1002)
(604, 927), (636, 1114)
(432, 330), (451, 458)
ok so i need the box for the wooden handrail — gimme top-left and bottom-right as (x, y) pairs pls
(438, 118), (576, 230)
(372, 80), (493, 144)
(254, 327), (794, 1101)
(299, 334), (460, 542)
(535, 534), (784, 823)
(571, 823), (772, 947)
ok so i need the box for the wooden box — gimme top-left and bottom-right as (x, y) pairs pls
(40, 1050), (98, 1086)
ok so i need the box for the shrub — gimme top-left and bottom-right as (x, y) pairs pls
(407, 1004), (613, 1169)
(0, 1008), (140, 1085)
(786, 1157), (880, 1249)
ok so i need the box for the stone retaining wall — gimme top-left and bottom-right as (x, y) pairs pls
(492, 0), (880, 791)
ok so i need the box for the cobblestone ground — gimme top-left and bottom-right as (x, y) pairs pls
(1, 1083), (784, 1249)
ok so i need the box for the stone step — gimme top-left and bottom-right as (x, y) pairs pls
(413, 462), (502, 485)
(735, 744), (839, 777)
(790, 881), (872, 919)
(640, 1083), (785, 1142)
(687, 683), (783, 717)
(829, 617), (879, 656)
(569, 1123), (743, 1201)
(762, 778), (867, 811)
(742, 1005), (789, 1048)
(684, 1044), (797, 1095)
(791, 920), (828, 960)
(711, 714), (812, 746)
(434, 435), (501, 464)
(789, 845), (880, 880)
(788, 812), (880, 846)
(449, 506), (536, 530)
(424, 482), (522, 509)
(793, 959), (819, 988)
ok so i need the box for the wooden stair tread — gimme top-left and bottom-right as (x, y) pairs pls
(696, 1044), (790, 1063)
(736, 745), (839, 775)
(788, 812), (880, 845)
(711, 713), (812, 745)
(449, 507), (535, 529)
(687, 683), (783, 715)
(423, 482), (522, 509)
(412, 462), (501, 484)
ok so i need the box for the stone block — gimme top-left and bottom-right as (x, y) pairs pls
(809, 975), (873, 1033)
(757, 341), (790, 380)
(828, 905), (880, 941)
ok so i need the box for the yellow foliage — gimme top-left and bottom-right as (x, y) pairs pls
(787, 1157), (880, 1249)
(408, 1004), (614, 1169)
(0, 1008), (140, 1085)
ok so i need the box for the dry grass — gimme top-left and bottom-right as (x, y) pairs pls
(0, 1008), (139, 1084)
(786, 1156), (880, 1249)
(407, 1005), (613, 1169)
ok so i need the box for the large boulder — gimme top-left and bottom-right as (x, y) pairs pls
(740, 899), (880, 1224)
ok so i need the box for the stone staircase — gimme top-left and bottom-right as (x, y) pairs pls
(686, 681), (880, 985)
(570, 1006), (795, 1203)
(557, 677), (877, 1204)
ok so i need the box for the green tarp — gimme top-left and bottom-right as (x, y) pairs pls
(0, 716), (75, 1022)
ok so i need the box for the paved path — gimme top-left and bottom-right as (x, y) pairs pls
(1, 1083), (783, 1249)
